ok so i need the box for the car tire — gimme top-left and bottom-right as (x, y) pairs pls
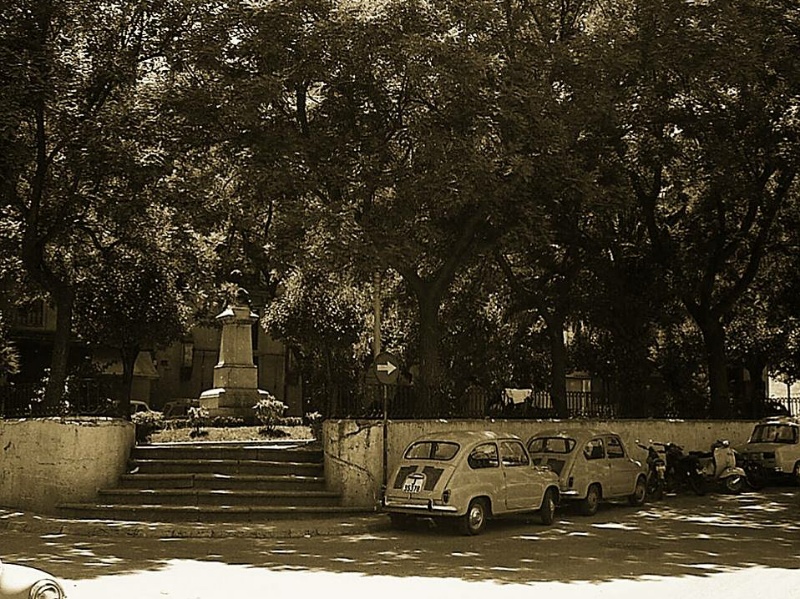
(539, 488), (557, 525)
(580, 484), (601, 516)
(460, 498), (488, 536)
(794, 462), (800, 487)
(628, 475), (647, 506)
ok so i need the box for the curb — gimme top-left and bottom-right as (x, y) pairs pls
(0, 509), (391, 539)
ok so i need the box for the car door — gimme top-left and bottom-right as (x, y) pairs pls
(605, 435), (633, 496)
(467, 441), (505, 506)
(582, 437), (611, 496)
(500, 440), (541, 511)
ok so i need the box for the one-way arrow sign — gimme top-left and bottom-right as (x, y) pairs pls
(374, 352), (401, 385)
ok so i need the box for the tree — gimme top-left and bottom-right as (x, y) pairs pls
(0, 0), (194, 407)
(606, 0), (800, 416)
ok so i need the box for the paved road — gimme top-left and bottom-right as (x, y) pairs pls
(3, 488), (800, 598)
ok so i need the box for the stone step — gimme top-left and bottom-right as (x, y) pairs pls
(132, 442), (322, 463)
(118, 473), (327, 492)
(57, 503), (369, 523)
(97, 488), (341, 507)
(129, 458), (324, 477)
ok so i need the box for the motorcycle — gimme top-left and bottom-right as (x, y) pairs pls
(689, 439), (747, 494)
(661, 442), (707, 495)
(636, 441), (667, 501)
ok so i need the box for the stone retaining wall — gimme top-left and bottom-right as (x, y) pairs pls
(0, 418), (134, 513)
(323, 418), (759, 508)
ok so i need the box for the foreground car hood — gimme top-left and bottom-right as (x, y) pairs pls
(0, 562), (66, 599)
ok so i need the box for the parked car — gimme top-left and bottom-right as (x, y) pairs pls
(738, 416), (800, 485)
(129, 400), (152, 415)
(0, 559), (66, 599)
(526, 428), (647, 516)
(162, 398), (200, 419)
(383, 430), (561, 535)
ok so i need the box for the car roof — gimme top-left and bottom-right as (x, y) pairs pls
(409, 430), (522, 446)
(528, 428), (619, 444)
(757, 416), (799, 426)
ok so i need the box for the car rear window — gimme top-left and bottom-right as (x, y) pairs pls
(404, 441), (460, 460)
(527, 436), (576, 454)
(750, 424), (798, 444)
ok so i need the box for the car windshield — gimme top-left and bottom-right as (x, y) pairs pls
(404, 441), (460, 460)
(527, 436), (576, 454)
(749, 424), (798, 444)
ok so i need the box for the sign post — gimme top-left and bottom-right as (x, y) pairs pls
(373, 352), (401, 491)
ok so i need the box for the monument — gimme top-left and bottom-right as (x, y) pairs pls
(199, 271), (271, 419)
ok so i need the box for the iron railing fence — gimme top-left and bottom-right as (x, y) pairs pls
(0, 379), (118, 419)
(325, 384), (800, 421)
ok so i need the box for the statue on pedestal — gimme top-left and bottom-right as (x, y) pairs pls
(199, 269), (271, 419)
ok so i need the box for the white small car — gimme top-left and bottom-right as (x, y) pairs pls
(383, 430), (561, 535)
(740, 416), (800, 484)
(527, 428), (647, 515)
(0, 559), (66, 599)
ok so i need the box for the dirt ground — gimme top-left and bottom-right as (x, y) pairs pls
(149, 425), (314, 444)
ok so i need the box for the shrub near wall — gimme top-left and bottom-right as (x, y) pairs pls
(324, 418), (758, 509)
(0, 418), (134, 513)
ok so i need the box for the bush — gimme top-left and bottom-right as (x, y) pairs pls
(210, 415), (246, 428)
(132, 410), (164, 444)
(253, 395), (287, 433)
(306, 411), (323, 441)
(188, 406), (210, 438)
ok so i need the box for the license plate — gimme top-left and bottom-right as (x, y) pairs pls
(402, 473), (425, 494)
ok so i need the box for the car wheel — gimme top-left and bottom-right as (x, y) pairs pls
(460, 498), (488, 535)
(388, 513), (412, 530)
(628, 475), (647, 506)
(539, 488), (557, 525)
(580, 484), (601, 516)
(794, 462), (800, 487)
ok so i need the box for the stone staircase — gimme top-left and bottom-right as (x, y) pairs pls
(59, 440), (366, 522)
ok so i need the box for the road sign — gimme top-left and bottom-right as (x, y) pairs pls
(374, 351), (401, 385)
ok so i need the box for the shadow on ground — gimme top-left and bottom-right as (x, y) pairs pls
(4, 488), (800, 585)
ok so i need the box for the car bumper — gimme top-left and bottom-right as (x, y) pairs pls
(382, 498), (460, 514)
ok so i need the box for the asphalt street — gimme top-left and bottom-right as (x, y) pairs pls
(2, 487), (799, 599)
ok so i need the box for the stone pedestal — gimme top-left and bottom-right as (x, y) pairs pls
(200, 305), (271, 420)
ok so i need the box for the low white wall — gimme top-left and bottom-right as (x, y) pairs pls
(0, 418), (134, 513)
(324, 418), (758, 509)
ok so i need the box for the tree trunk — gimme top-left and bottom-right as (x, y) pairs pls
(43, 286), (74, 410)
(544, 314), (569, 418)
(699, 317), (731, 418)
(417, 290), (443, 417)
(120, 346), (140, 418)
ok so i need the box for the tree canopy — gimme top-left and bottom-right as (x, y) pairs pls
(2, 0), (799, 418)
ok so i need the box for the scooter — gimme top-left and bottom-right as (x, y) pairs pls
(636, 441), (667, 501)
(689, 439), (747, 494)
(661, 442), (707, 495)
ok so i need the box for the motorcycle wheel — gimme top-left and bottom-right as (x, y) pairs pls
(646, 476), (664, 501)
(746, 466), (766, 491)
(725, 476), (744, 494)
(689, 474), (707, 496)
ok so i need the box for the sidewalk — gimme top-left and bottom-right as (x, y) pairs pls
(0, 508), (391, 539)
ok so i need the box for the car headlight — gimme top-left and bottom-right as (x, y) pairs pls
(29, 579), (65, 599)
